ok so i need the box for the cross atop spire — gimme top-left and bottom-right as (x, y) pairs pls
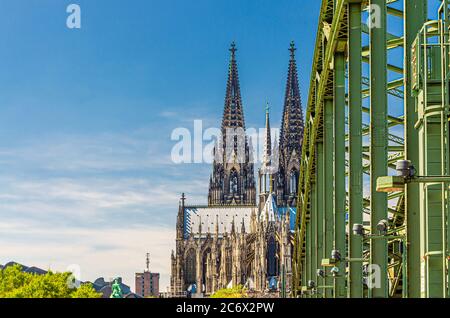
(289, 41), (296, 59)
(229, 41), (237, 58)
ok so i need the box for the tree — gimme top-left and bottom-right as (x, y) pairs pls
(0, 264), (101, 298)
(210, 285), (247, 298)
(71, 283), (103, 298)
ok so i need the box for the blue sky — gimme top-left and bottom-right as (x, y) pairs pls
(0, 0), (320, 290)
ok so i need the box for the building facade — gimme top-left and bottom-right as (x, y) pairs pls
(170, 42), (303, 297)
(135, 271), (160, 298)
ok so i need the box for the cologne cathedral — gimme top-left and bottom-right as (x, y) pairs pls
(170, 42), (304, 297)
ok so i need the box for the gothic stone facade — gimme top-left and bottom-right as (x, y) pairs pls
(170, 42), (303, 296)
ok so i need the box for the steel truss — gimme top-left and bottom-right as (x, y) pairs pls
(293, 0), (450, 298)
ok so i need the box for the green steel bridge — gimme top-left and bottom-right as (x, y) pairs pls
(292, 0), (450, 298)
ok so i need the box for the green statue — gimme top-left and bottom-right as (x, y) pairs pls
(110, 278), (123, 298)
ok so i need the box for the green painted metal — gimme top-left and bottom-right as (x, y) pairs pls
(413, 19), (447, 298)
(308, 182), (315, 298)
(348, 0), (363, 298)
(443, 0), (450, 299)
(292, 0), (343, 297)
(316, 142), (325, 296)
(369, 0), (388, 298)
(404, 0), (427, 298)
(324, 98), (335, 298)
(291, 0), (450, 299)
(334, 52), (346, 298)
(311, 177), (318, 297)
(305, 201), (312, 298)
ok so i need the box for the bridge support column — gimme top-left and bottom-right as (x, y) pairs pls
(334, 52), (346, 298)
(324, 98), (335, 298)
(316, 141), (324, 296)
(369, 0), (388, 298)
(348, 0), (363, 298)
(404, 0), (427, 298)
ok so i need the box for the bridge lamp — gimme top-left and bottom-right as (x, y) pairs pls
(396, 160), (415, 178)
(352, 223), (365, 236)
(316, 269), (325, 278)
(377, 160), (417, 193)
(331, 250), (341, 262)
(376, 219), (389, 236)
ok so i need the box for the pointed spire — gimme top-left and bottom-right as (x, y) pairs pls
(279, 41), (304, 158)
(262, 102), (272, 167)
(208, 42), (256, 207)
(176, 193), (186, 240)
(222, 42), (246, 131)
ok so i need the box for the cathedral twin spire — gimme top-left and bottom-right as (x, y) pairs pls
(209, 41), (304, 208)
(222, 42), (246, 131)
(279, 41), (304, 159)
(276, 41), (304, 207)
(208, 42), (256, 206)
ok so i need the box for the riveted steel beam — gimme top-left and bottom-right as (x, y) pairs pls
(348, 0), (364, 298)
(404, 0), (427, 298)
(369, 0), (388, 298)
(334, 52), (347, 298)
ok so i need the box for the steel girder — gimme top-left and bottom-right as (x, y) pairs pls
(292, 0), (429, 298)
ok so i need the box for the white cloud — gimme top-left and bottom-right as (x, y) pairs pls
(0, 175), (206, 226)
(0, 130), (172, 172)
(0, 128), (211, 293)
(0, 222), (175, 292)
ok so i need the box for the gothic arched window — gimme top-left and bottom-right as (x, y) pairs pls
(289, 169), (298, 194)
(202, 248), (211, 290)
(220, 170), (225, 192)
(267, 236), (278, 277)
(184, 249), (196, 286)
(230, 169), (239, 194)
(226, 253), (233, 283)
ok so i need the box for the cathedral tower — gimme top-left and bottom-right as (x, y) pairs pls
(258, 104), (276, 211)
(208, 42), (256, 206)
(276, 41), (304, 207)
